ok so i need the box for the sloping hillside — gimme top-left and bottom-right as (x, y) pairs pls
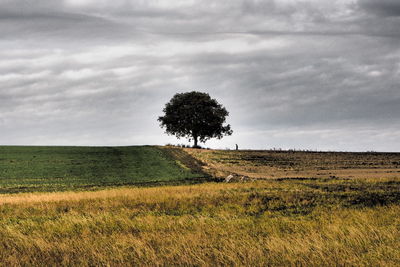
(0, 146), (207, 193)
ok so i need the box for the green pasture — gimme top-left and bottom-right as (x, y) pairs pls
(0, 146), (205, 193)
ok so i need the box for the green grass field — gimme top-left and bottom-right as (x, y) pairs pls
(0, 146), (205, 193)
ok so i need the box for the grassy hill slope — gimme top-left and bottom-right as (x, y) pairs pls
(0, 180), (399, 266)
(0, 146), (206, 193)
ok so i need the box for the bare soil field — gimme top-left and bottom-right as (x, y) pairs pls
(185, 148), (400, 180)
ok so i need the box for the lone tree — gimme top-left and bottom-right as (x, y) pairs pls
(158, 91), (232, 148)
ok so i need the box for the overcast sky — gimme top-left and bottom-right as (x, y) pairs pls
(0, 0), (399, 151)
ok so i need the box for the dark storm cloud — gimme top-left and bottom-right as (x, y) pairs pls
(359, 0), (400, 17)
(0, 0), (399, 151)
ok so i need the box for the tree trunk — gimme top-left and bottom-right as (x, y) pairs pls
(193, 135), (198, 148)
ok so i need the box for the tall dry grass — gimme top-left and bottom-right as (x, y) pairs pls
(0, 179), (399, 266)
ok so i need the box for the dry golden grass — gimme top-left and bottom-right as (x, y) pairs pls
(185, 148), (400, 180)
(0, 178), (399, 266)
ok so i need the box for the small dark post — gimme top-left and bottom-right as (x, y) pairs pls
(235, 144), (238, 150)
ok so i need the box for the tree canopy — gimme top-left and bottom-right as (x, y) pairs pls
(158, 91), (232, 148)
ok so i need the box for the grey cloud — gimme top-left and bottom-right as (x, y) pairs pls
(0, 9), (136, 43)
(359, 0), (400, 17)
(0, 0), (399, 151)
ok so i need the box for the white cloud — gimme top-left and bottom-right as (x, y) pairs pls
(368, 70), (383, 77)
(60, 68), (100, 80)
